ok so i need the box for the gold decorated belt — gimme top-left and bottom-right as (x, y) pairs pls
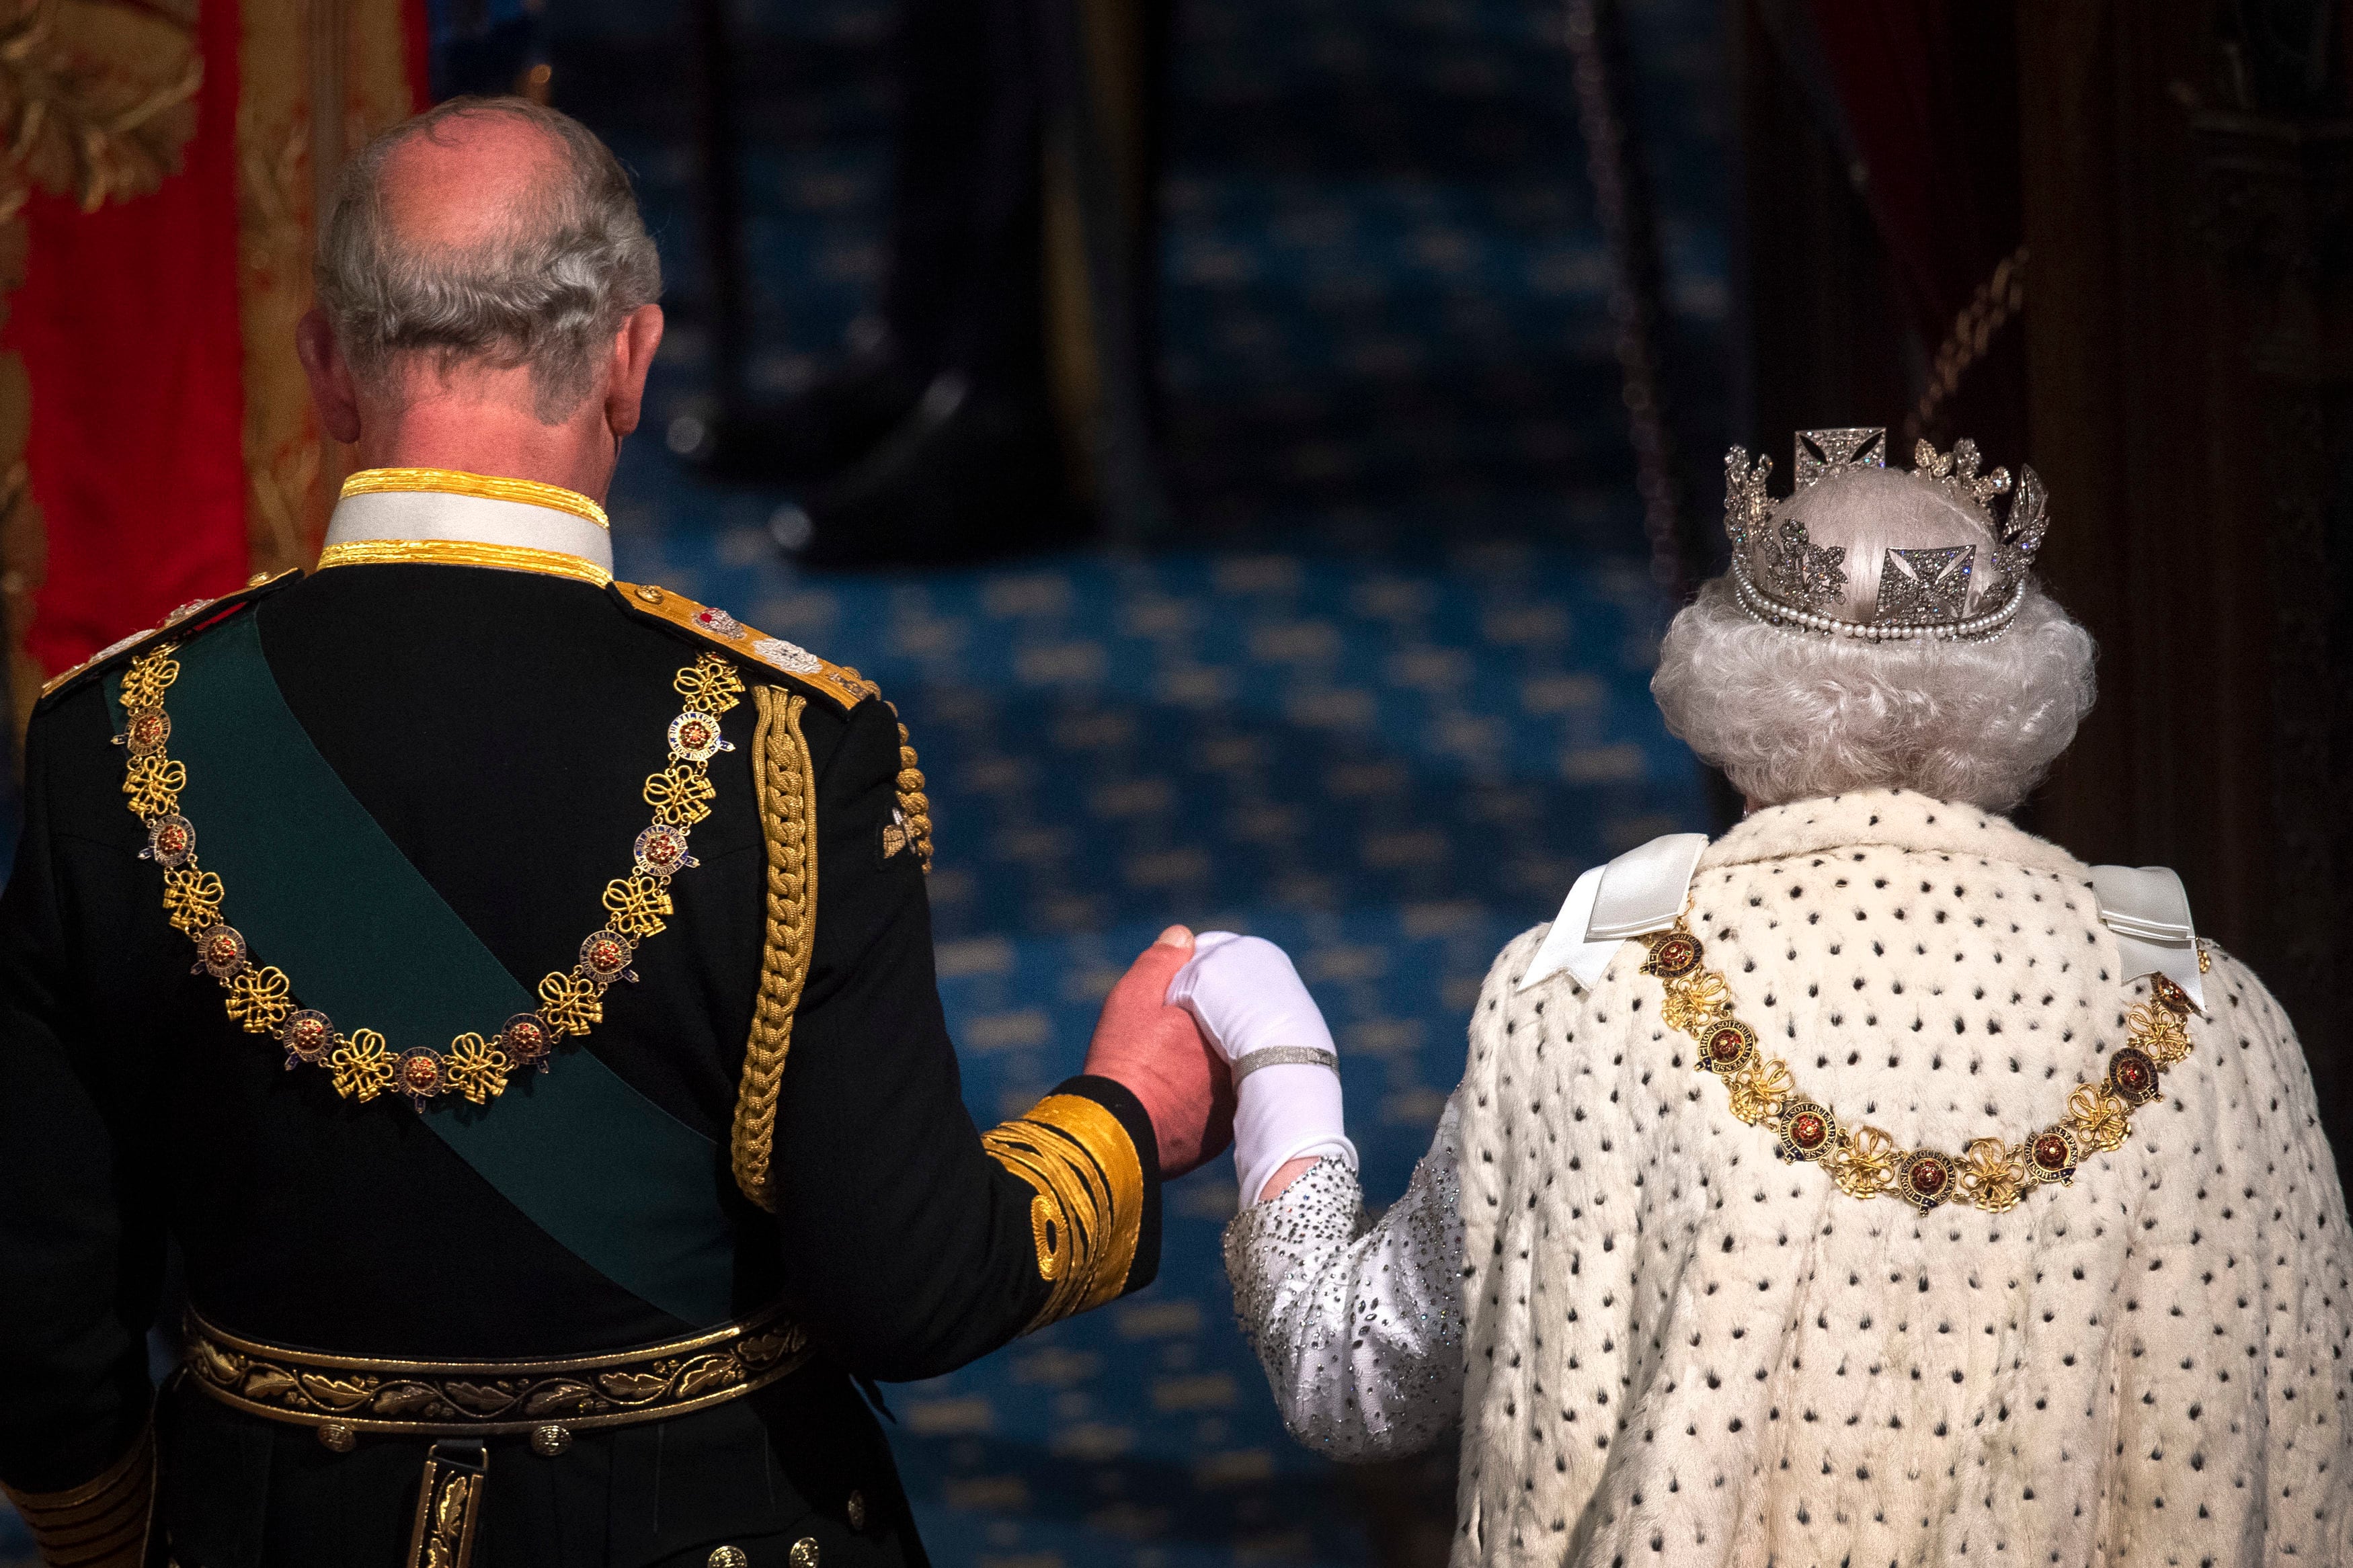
(184, 1299), (813, 1448)
(185, 1302), (815, 1568)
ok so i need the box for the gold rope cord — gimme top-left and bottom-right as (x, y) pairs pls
(1640, 919), (2200, 1212)
(982, 1093), (1145, 1330)
(731, 685), (819, 1210)
(894, 714), (935, 872)
(1905, 244), (2028, 446)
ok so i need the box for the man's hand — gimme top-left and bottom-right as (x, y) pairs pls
(1081, 927), (1236, 1179)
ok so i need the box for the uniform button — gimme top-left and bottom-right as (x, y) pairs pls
(635, 585), (665, 604)
(316, 1422), (356, 1454)
(790, 1538), (821, 1568)
(846, 1490), (867, 1531)
(707, 1549), (748, 1568)
(530, 1423), (572, 1456)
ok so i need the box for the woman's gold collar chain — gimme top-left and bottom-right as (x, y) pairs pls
(1638, 921), (2200, 1212)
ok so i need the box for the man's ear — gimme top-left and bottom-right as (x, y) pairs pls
(603, 303), (664, 440)
(295, 309), (362, 445)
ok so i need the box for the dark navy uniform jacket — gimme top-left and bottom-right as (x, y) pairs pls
(0, 557), (1160, 1567)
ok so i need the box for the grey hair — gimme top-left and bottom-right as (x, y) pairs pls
(315, 97), (662, 421)
(1651, 578), (2098, 812)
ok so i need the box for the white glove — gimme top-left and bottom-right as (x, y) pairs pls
(1166, 932), (1357, 1205)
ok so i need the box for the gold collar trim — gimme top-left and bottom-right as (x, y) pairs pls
(316, 538), (613, 588)
(341, 467), (610, 531)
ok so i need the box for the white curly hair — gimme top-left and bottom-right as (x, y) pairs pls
(1651, 464), (2098, 813)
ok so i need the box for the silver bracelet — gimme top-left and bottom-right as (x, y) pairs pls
(1232, 1046), (1339, 1084)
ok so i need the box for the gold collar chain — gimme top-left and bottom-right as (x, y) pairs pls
(1640, 921), (2202, 1212)
(116, 644), (748, 1110)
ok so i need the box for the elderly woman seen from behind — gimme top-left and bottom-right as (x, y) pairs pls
(1177, 429), (2353, 1567)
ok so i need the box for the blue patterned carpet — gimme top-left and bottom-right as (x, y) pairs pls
(606, 468), (1707, 1567)
(1, 1), (1725, 1563)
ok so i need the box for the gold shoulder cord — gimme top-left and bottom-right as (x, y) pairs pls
(1640, 920), (2205, 1212)
(730, 685), (819, 1211)
(889, 710), (935, 873)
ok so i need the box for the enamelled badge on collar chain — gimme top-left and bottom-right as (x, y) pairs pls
(668, 710), (733, 763)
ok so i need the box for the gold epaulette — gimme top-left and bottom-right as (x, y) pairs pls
(610, 581), (879, 712)
(36, 570), (302, 708)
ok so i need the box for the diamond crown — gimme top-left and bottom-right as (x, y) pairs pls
(1723, 429), (2050, 643)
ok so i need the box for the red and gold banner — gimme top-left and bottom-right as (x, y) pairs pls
(0, 0), (426, 729)
(11, 0), (247, 690)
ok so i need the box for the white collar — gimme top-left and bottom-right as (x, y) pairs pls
(319, 468), (614, 585)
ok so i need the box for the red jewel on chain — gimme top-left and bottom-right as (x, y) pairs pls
(1644, 932), (1700, 977)
(278, 1009), (333, 1066)
(635, 825), (695, 874)
(578, 930), (637, 983)
(667, 710), (731, 763)
(499, 1013), (553, 1069)
(2028, 1124), (2081, 1186)
(396, 1049), (446, 1106)
(195, 924), (249, 979)
(1776, 1100), (1837, 1163)
(126, 711), (171, 755)
(1900, 1151), (1954, 1210)
(2107, 1046), (2161, 1106)
(147, 815), (196, 867)
(1702, 1020), (1756, 1074)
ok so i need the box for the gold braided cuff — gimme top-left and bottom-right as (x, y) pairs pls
(1, 1418), (154, 1568)
(315, 538), (613, 587)
(340, 466), (610, 530)
(983, 1093), (1146, 1331)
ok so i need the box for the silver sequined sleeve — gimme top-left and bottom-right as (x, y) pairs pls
(1220, 1093), (1465, 1460)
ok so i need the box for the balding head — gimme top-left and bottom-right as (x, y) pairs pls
(315, 97), (661, 422)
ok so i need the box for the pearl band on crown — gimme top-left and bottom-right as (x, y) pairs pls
(1728, 554), (2026, 643)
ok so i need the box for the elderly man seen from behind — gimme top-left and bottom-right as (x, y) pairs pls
(1184, 428), (2353, 1567)
(0, 97), (1228, 1568)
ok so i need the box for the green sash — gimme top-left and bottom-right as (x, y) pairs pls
(110, 613), (740, 1328)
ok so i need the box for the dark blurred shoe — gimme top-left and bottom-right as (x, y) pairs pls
(776, 372), (1088, 567)
(697, 356), (929, 485)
